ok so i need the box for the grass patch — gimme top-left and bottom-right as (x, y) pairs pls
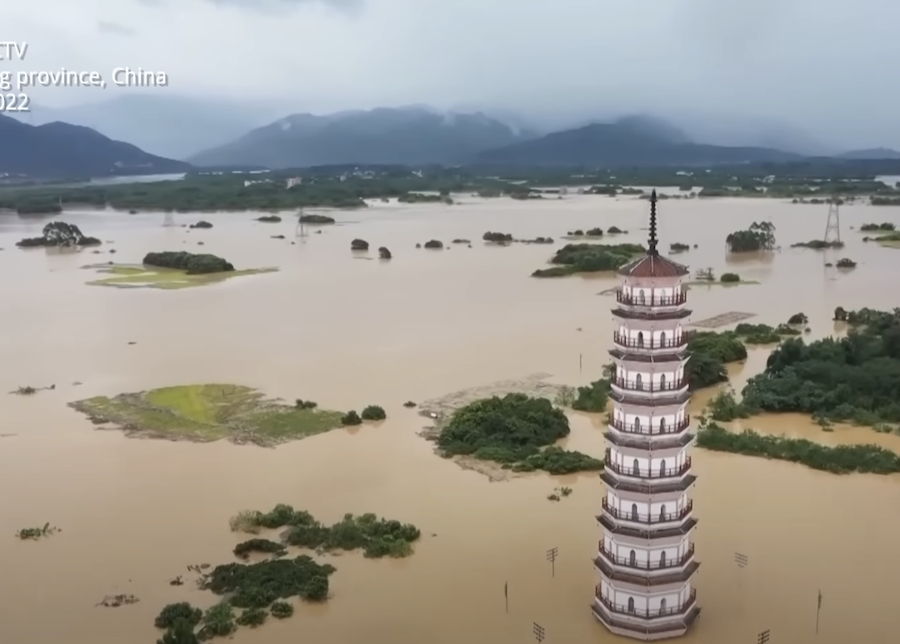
(84, 263), (277, 290)
(872, 232), (900, 248)
(69, 384), (344, 446)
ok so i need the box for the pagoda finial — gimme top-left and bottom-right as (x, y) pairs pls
(647, 189), (659, 256)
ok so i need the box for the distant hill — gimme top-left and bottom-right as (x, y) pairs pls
(837, 147), (900, 160)
(15, 95), (286, 160)
(476, 117), (802, 167)
(0, 114), (191, 178)
(189, 107), (538, 169)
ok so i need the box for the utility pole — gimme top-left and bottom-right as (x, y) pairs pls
(546, 547), (559, 578)
(816, 590), (822, 634)
(758, 629), (770, 644)
(533, 622), (545, 644)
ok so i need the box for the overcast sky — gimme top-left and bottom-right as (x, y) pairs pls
(5, 0), (900, 147)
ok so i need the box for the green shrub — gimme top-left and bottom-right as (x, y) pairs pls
(571, 379), (609, 412)
(236, 607), (267, 627)
(740, 308), (900, 426)
(155, 603), (202, 630)
(143, 251), (234, 275)
(438, 393), (601, 473)
(233, 538), (287, 559)
(361, 405), (386, 421)
(686, 332), (747, 389)
(199, 603), (236, 639)
(705, 388), (754, 421)
(157, 619), (200, 644)
(696, 419), (900, 474)
(270, 601), (294, 619)
(341, 410), (362, 425)
(720, 272), (740, 283)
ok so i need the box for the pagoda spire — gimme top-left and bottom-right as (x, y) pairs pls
(648, 189), (659, 256)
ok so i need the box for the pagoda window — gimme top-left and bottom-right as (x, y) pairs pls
(660, 459), (667, 476)
(638, 290), (645, 304)
(660, 373), (667, 389)
(658, 418), (666, 433)
(660, 504), (667, 520)
(628, 597), (635, 613)
(634, 417), (641, 432)
(660, 597), (667, 613)
(635, 373), (643, 390)
(632, 459), (640, 476)
(637, 331), (644, 347)
(660, 331), (667, 346)
(629, 550), (637, 567)
(631, 503), (638, 521)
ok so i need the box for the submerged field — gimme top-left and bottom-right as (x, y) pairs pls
(85, 263), (277, 289)
(69, 384), (344, 446)
(2, 198), (900, 644)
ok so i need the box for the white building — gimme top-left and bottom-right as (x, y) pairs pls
(592, 189), (701, 640)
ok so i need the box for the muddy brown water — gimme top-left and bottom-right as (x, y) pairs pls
(2, 195), (900, 644)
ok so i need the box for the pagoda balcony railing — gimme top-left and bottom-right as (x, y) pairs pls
(616, 291), (687, 307)
(601, 499), (693, 524)
(597, 542), (695, 569)
(609, 417), (690, 435)
(595, 587), (697, 618)
(604, 456), (692, 479)
(611, 378), (688, 393)
(612, 333), (691, 350)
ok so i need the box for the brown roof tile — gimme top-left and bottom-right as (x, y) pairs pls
(617, 254), (689, 278)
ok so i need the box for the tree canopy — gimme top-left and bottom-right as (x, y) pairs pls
(741, 308), (900, 425)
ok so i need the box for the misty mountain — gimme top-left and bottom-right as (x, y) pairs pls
(189, 107), (538, 168)
(837, 147), (900, 160)
(15, 95), (286, 160)
(475, 118), (802, 167)
(0, 114), (190, 178)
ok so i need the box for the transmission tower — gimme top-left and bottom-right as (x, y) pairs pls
(163, 212), (175, 227)
(295, 210), (308, 240)
(823, 199), (841, 244)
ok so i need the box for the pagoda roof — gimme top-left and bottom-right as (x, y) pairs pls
(617, 188), (689, 278)
(617, 253), (689, 278)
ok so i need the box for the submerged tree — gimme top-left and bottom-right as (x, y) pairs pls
(16, 221), (101, 248)
(726, 221), (776, 252)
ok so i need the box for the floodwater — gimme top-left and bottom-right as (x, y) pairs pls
(2, 194), (900, 644)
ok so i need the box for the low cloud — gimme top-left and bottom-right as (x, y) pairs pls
(203, 0), (362, 11)
(97, 20), (137, 36)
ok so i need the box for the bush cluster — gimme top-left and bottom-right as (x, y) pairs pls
(696, 419), (900, 474)
(437, 393), (602, 473)
(740, 308), (900, 426)
(532, 242), (644, 277)
(143, 251), (234, 274)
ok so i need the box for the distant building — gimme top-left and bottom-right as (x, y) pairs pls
(243, 179), (272, 187)
(286, 177), (302, 189)
(592, 190), (700, 640)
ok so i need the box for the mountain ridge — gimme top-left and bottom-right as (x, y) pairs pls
(188, 106), (539, 168)
(0, 114), (191, 178)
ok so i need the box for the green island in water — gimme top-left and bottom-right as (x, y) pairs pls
(69, 384), (348, 446)
(153, 504), (422, 642)
(85, 251), (277, 290)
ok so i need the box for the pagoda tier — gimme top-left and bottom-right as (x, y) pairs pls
(592, 190), (700, 641)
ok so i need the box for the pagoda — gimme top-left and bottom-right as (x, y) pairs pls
(592, 190), (701, 640)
